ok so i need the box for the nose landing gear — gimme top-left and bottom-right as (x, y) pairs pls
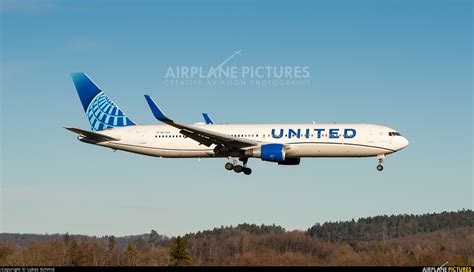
(224, 157), (252, 175)
(377, 154), (385, 171)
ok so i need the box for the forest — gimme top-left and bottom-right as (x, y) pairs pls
(0, 210), (472, 266)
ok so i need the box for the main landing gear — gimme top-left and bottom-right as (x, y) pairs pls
(225, 157), (252, 175)
(376, 154), (385, 171)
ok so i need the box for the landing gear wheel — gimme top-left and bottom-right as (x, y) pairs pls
(233, 165), (243, 173)
(243, 167), (252, 175)
(225, 162), (234, 171)
(377, 165), (384, 171)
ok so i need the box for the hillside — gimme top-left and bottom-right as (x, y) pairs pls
(0, 210), (472, 266)
(307, 210), (474, 242)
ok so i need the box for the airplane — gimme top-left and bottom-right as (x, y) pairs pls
(66, 73), (409, 175)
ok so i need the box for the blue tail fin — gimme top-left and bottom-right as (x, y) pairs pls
(71, 73), (136, 131)
(202, 113), (214, 124)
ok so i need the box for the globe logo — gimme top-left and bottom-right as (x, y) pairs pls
(86, 92), (134, 131)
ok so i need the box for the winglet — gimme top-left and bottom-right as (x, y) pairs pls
(144, 95), (173, 122)
(202, 113), (214, 124)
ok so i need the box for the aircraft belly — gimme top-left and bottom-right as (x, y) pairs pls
(159, 150), (214, 158)
(107, 142), (214, 158)
(286, 142), (383, 157)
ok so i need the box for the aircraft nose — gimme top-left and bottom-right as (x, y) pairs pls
(400, 137), (409, 149)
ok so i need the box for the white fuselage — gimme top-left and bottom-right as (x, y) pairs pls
(84, 123), (409, 158)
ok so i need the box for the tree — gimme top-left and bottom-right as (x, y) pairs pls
(108, 236), (116, 252)
(125, 242), (137, 266)
(169, 236), (191, 266)
(69, 239), (81, 266)
(63, 232), (70, 245)
(149, 230), (160, 247)
(107, 236), (117, 265)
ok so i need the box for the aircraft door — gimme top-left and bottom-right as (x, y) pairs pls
(368, 130), (375, 143)
(135, 131), (147, 144)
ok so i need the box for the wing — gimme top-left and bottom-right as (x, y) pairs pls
(64, 127), (120, 142)
(144, 95), (259, 149)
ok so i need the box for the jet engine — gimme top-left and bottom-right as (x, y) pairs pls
(245, 143), (286, 162)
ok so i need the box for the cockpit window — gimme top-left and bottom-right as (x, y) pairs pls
(389, 132), (401, 136)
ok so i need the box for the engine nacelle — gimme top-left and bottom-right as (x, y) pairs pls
(278, 158), (301, 165)
(245, 143), (286, 162)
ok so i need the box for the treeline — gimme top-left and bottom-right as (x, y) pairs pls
(184, 227), (472, 266)
(0, 210), (472, 266)
(0, 231), (171, 266)
(307, 210), (474, 242)
(0, 232), (167, 250)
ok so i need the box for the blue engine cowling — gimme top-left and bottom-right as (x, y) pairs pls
(261, 144), (286, 162)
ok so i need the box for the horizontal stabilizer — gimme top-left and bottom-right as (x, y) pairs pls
(64, 127), (119, 142)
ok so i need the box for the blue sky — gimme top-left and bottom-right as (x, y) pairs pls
(1, 0), (472, 237)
